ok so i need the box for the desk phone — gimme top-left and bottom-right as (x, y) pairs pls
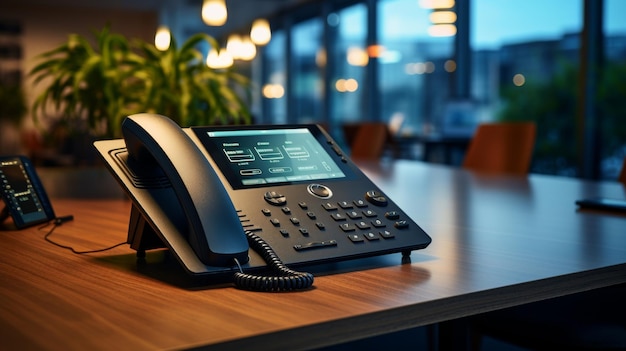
(95, 114), (431, 290)
(0, 156), (56, 229)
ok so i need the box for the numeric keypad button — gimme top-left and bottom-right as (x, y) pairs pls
(322, 202), (338, 211)
(338, 201), (353, 209)
(356, 221), (371, 229)
(371, 219), (386, 228)
(331, 213), (347, 221)
(364, 232), (379, 241)
(363, 209), (377, 217)
(348, 234), (364, 242)
(339, 223), (357, 232)
(353, 199), (368, 208)
(346, 210), (362, 219)
(380, 230), (395, 239)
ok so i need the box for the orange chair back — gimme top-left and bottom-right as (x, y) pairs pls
(462, 122), (536, 175)
(350, 122), (389, 160)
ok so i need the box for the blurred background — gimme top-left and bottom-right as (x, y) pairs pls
(1, 0), (625, 180)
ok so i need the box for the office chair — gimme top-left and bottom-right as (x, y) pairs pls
(462, 122), (536, 175)
(348, 122), (390, 160)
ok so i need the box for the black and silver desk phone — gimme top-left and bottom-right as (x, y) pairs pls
(94, 114), (431, 291)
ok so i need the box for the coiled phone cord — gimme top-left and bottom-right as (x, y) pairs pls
(233, 231), (314, 292)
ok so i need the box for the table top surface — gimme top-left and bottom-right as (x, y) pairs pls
(1, 160), (626, 350)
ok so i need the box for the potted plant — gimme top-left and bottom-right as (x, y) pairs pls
(29, 26), (251, 141)
(133, 32), (252, 128)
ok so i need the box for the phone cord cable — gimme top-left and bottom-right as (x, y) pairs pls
(233, 231), (314, 292)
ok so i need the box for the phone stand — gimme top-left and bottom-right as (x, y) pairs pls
(127, 205), (167, 258)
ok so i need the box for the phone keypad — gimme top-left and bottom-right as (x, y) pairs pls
(252, 190), (410, 252)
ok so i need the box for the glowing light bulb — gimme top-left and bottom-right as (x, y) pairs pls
(202, 0), (227, 26)
(250, 19), (271, 45)
(154, 26), (171, 51)
(239, 37), (257, 61)
(419, 0), (455, 9)
(207, 49), (233, 69)
(227, 34), (243, 59)
(428, 24), (457, 37)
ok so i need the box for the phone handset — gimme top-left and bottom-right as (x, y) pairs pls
(122, 114), (314, 291)
(122, 113), (249, 267)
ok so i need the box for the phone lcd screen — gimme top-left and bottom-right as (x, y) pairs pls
(193, 126), (352, 189)
(0, 156), (55, 228)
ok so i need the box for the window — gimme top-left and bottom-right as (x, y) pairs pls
(254, 0), (622, 180)
(472, 0), (583, 176)
(378, 0), (455, 136)
(291, 17), (324, 124)
(600, 0), (626, 179)
(261, 30), (287, 124)
(327, 3), (367, 132)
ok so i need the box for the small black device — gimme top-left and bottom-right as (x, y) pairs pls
(576, 197), (626, 212)
(0, 155), (56, 229)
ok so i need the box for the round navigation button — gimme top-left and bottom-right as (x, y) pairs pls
(307, 183), (333, 199)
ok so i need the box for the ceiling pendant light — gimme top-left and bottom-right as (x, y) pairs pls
(250, 19), (271, 45)
(239, 36), (257, 61)
(227, 34), (243, 60)
(154, 25), (171, 51)
(207, 48), (233, 69)
(202, 0), (227, 26)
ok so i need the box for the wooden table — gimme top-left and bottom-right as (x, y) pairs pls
(1, 160), (625, 350)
